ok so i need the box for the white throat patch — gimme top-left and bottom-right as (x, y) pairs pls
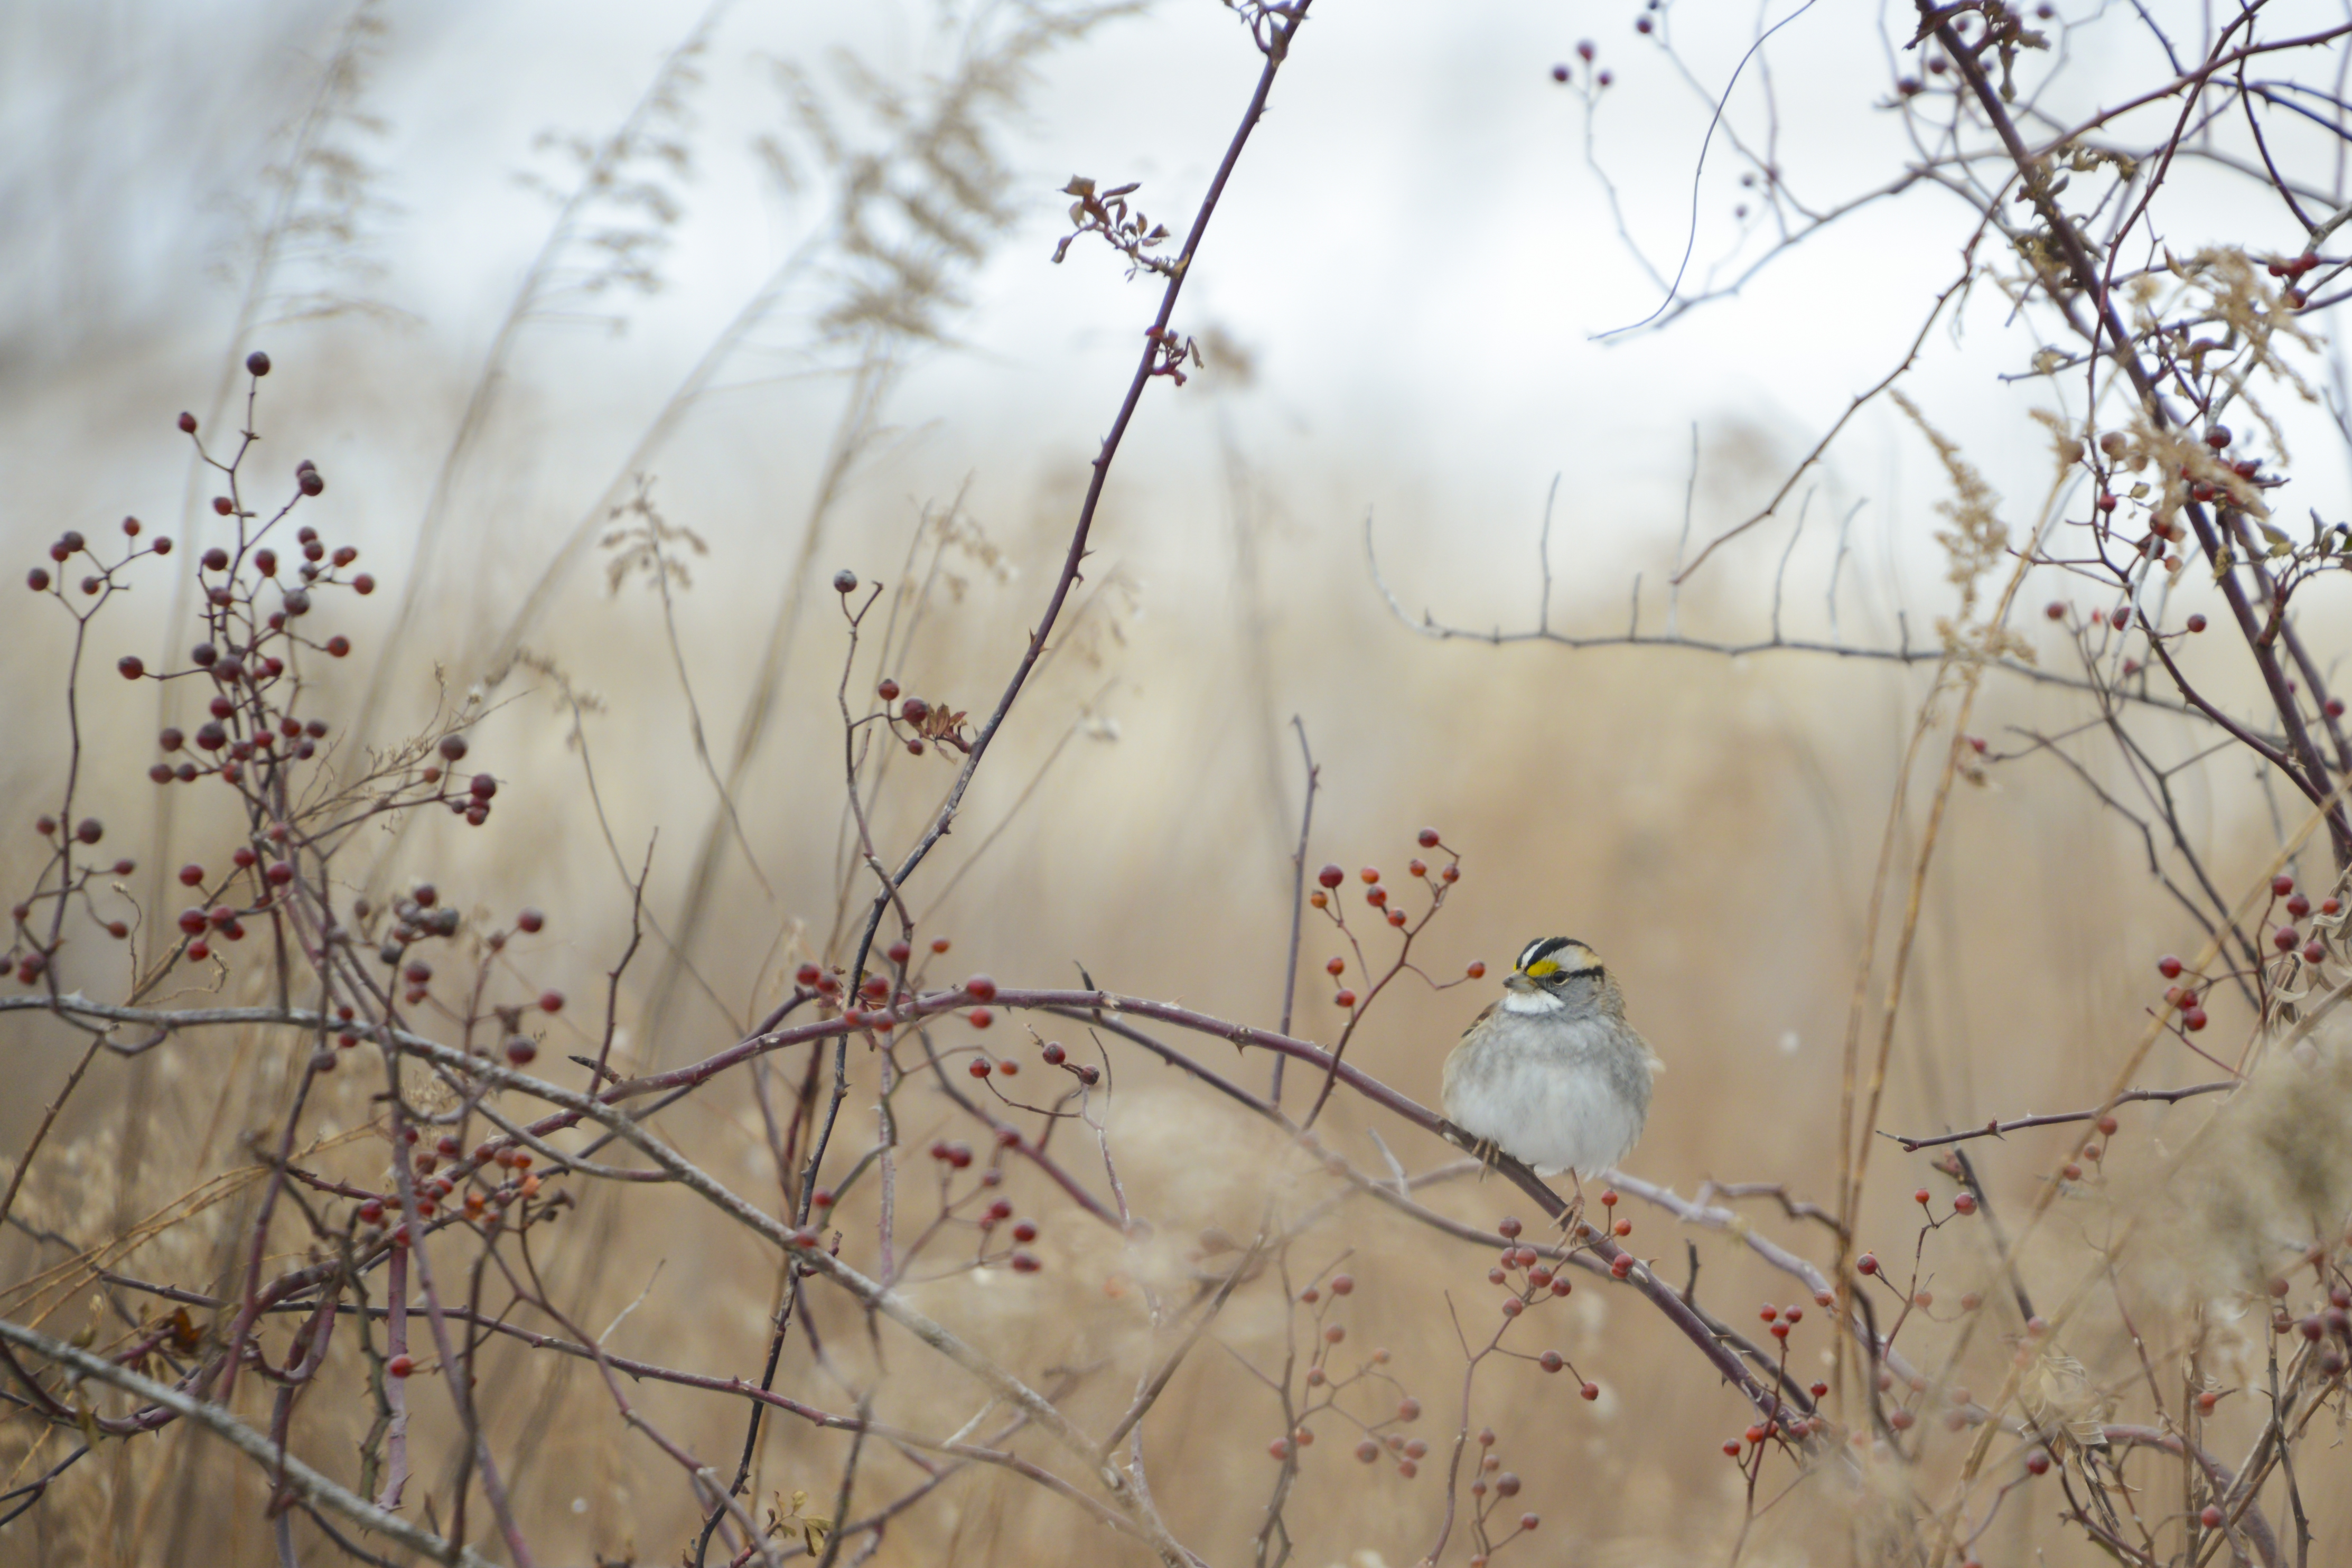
(1500, 987), (1566, 1015)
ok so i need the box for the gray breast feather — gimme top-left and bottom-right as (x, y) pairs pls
(1441, 1011), (1657, 1177)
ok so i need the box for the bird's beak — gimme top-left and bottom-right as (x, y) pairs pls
(1502, 972), (1535, 993)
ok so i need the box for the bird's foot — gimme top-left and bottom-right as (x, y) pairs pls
(1554, 1171), (1592, 1240)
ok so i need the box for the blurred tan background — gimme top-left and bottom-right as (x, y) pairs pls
(5, 1), (2350, 1563)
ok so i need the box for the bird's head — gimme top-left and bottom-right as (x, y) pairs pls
(1500, 937), (1611, 1014)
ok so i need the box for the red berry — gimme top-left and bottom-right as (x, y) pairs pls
(2272, 874), (2295, 896)
(1551, 63), (1570, 81)
(832, 570), (858, 594)
(969, 1008), (994, 1029)
(1953, 1192), (1977, 1215)
(2274, 927), (2298, 952)
(965, 974), (997, 1001)
(2201, 1505), (2224, 1529)
(2305, 941), (2326, 965)
(2183, 1006), (2208, 1031)
(1041, 1041), (1066, 1064)
(388, 1355), (414, 1378)
(878, 678), (900, 701)
(538, 990), (564, 1013)
(969, 1059), (992, 1078)
(2158, 954), (2182, 978)
(505, 1037), (537, 1065)
(2026, 1449), (2051, 1476)
(2187, 613), (2207, 632)
(1857, 1253), (1879, 1275)
(351, 574), (375, 595)
(1466, 960), (1486, 978)
(1417, 827), (1440, 848)
(1326, 956), (1345, 976)
(2043, 601), (2064, 620)
(1915, 1188), (1931, 1206)
(1333, 988), (1356, 1008)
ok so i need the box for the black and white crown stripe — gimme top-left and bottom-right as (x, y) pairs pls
(1515, 936), (1595, 973)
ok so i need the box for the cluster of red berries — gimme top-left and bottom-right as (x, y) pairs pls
(24, 515), (172, 601)
(1485, 1215), (1608, 1399)
(1264, 1274), (1440, 1479)
(1312, 829), (1479, 1007)
(1547, 38), (1613, 89)
(2262, 872), (2335, 968)
(10, 815), (141, 981)
(2266, 251), (2320, 309)
(1456, 1426), (1537, 1562)
(919, 1136), (1041, 1272)
(357, 1134), (546, 1256)
(872, 676), (970, 758)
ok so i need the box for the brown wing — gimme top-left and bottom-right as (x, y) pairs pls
(1458, 1000), (1497, 1041)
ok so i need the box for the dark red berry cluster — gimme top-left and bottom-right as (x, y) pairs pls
(919, 1135), (1042, 1274)
(1261, 1267), (1429, 1480)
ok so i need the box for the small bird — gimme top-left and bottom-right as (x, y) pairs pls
(1442, 938), (1663, 1205)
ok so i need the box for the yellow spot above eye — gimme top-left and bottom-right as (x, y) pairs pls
(1523, 959), (1559, 978)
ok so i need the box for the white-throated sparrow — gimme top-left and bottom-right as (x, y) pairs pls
(1442, 938), (1662, 1193)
